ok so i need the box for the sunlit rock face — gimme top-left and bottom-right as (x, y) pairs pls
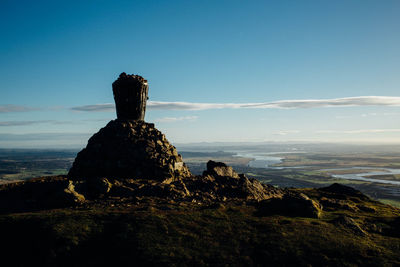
(68, 119), (191, 182)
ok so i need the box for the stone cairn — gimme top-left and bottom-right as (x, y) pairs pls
(65, 72), (288, 207)
(0, 72), (321, 214)
(68, 73), (191, 182)
(112, 72), (149, 121)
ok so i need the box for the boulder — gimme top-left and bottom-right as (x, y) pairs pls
(257, 191), (323, 218)
(319, 183), (369, 200)
(64, 180), (86, 203)
(187, 161), (283, 202)
(203, 160), (240, 178)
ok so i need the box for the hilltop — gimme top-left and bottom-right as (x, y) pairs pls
(1, 73), (399, 266)
(0, 161), (399, 266)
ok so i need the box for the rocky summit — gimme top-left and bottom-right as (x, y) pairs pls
(61, 73), (298, 207)
(1, 168), (400, 266)
(1, 72), (399, 266)
(68, 72), (191, 182)
(68, 119), (191, 182)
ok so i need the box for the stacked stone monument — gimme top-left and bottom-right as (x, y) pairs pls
(0, 72), (322, 216)
(66, 72), (287, 205)
(68, 73), (191, 182)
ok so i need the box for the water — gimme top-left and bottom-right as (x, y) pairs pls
(323, 167), (400, 185)
(234, 152), (284, 168)
(235, 151), (400, 185)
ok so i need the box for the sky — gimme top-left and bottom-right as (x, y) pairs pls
(1, 0), (400, 148)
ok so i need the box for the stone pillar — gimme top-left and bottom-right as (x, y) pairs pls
(112, 72), (149, 121)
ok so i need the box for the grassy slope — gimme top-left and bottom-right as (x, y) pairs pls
(0, 188), (399, 267)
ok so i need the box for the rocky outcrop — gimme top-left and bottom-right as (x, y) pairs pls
(203, 160), (240, 178)
(319, 197), (357, 211)
(319, 183), (369, 200)
(69, 160), (282, 202)
(186, 160), (283, 202)
(1, 160), (287, 213)
(0, 176), (84, 213)
(68, 120), (191, 182)
(257, 191), (323, 218)
(331, 215), (367, 236)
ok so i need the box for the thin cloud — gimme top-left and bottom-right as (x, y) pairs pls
(0, 132), (92, 141)
(361, 113), (377, 117)
(149, 96), (400, 110)
(70, 96), (400, 112)
(0, 105), (40, 113)
(335, 112), (400, 119)
(0, 120), (85, 127)
(70, 103), (115, 112)
(155, 116), (198, 123)
(0, 120), (53, 126)
(273, 130), (300, 136)
(383, 112), (400, 116)
(0, 133), (92, 148)
(317, 129), (400, 134)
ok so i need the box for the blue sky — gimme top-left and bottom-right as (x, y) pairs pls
(1, 0), (400, 148)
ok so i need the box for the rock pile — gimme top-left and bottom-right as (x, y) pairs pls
(0, 160), (330, 220)
(68, 119), (191, 182)
(68, 72), (191, 182)
(70, 160), (283, 203)
(185, 160), (283, 202)
(257, 191), (323, 218)
(0, 72), (328, 220)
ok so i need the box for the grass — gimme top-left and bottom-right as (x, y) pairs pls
(0, 188), (399, 266)
(322, 168), (388, 175)
(365, 174), (400, 181)
(2, 168), (68, 180)
(378, 198), (400, 208)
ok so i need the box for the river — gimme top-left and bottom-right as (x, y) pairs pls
(234, 152), (284, 168)
(235, 151), (400, 185)
(322, 167), (400, 185)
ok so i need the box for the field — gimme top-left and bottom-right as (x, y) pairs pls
(273, 153), (400, 169)
(0, 149), (76, 183)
